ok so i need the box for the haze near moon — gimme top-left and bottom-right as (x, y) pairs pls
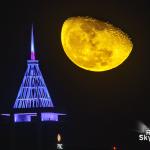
(61, 17), (133, 72)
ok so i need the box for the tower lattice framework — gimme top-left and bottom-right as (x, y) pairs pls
(13, 26), (54, 109)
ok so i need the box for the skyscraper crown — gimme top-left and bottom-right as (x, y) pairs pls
(13, 26), (54, 109)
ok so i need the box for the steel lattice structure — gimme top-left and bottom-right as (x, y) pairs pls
(13, 60), (54, 108)
(1, 25), (66, 123)
(13, 26), (54, 109)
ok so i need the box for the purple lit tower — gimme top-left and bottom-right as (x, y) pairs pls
(11, 26), (66, 123)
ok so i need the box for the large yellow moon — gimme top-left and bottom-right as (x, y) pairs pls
(61, 17), (133, 72)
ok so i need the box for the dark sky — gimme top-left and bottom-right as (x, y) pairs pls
(0, 0), (150, 149)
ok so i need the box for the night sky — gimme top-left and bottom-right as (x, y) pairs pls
(0, 0), (150, 149)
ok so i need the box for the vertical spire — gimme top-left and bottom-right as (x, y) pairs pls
(31, 25), (36, 60)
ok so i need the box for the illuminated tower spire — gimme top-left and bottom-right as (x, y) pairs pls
(31, 25), (35, 60)
(1, 25), (66, 124)
(13, 26), (54, 109)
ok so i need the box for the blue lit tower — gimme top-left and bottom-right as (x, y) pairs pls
(14, 26), (53, 109)
(1, 26), (66, 150)
(11, 26), (65, 123)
